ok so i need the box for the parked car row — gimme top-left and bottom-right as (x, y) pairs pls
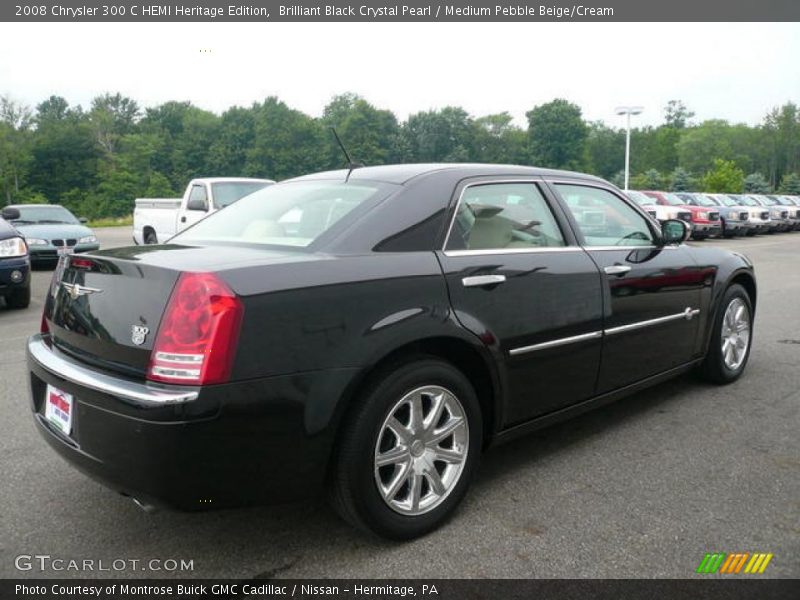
(625, 190), (800, 239)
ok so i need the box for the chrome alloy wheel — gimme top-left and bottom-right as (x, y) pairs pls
(721, 297), (750, 370)
(374, 386), (469, 516)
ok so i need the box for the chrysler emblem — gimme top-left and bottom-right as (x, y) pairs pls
(61, 282), (102, 300)
(131, 325), (150, 346)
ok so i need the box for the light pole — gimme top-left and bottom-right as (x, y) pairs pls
(615, 106), (643, 191)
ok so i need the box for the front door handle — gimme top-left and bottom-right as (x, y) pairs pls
(604, 265), (631, 276)
(180, 216), (187, 223)
(462, 274), (506, 287)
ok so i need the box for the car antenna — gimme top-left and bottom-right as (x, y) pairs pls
(330, 128), (364, 181)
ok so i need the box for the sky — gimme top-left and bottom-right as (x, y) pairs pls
(0, 22), (798, 128)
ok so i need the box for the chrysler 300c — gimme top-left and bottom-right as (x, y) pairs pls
(28, 164), (756, 539)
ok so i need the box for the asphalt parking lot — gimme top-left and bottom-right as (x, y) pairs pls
(0, 227), (797, 579)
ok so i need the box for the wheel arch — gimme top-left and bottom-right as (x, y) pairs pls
(326, 335), (502, 473)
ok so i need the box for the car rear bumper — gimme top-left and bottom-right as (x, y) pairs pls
(0, 255), (31, 295)
(27, 334), (353, 510)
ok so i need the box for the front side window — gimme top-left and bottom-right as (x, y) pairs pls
(446, 183), (566, 251)
(173, 181), (393, 249)
(557, 184), (655, 247)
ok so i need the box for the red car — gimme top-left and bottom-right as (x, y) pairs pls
(641, 191), (722, 240)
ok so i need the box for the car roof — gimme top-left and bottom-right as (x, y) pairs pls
(287, 163), (608, 185)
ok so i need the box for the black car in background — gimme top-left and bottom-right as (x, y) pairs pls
(28, 164), (756, 539)
(0, 207), (31, 309)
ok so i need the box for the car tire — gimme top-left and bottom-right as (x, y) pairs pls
(329, 356), (482, 540)
(6, 286), (30, 309)
(144, 231), (158, 245)
(699, 284), (753, 384)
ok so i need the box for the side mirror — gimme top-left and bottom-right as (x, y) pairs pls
(1, 207), (20, 220)
(79, 217), (88, 224)
(660, 219), (691, 245)
(186, 198), (208, 211)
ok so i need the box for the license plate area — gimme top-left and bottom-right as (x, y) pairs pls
(57, 247), (74, 256)
(45, 384), (74, 436)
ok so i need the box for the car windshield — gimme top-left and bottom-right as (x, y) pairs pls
(691, 194), (717, 207)
(173, 180), (395, 249)
(626, 191), (652, 206)
(659, 193), (686, 206)
(717, 196), (737, 207)
(212, 181), (273, 209)
(759, 196), (778, 206)
(11, 205), (79, 224)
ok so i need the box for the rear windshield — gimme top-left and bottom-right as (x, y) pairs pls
(173, 180), (395, 248)
(212, 181), (273, 208)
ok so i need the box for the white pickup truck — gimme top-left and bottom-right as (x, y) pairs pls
(133, 177), (274, 245)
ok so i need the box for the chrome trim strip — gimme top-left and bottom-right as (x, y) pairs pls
(509, 331), (602, 356)
(444, 246), (581, 257)
(462, 274), (506, 287)
(605, 307), (700, 336)
(28, 335), (198, 405)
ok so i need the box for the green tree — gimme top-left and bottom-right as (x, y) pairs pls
(526, 99), (587, 169)
(631, 168), (663, 190)
(398, 107), (475, 162)
(763, 102), (800, 187)
(743, 172), (770, 193)
(777, 172), (800, 194)
(664, 100), (694, 129)
(321, 93), (399, 167)
(701, 159), (744, 193)
(472, 112), (528, 165)
(669, 167), (692, 191)
(245, 96), (326, 180)
(583, 122), (624, 179)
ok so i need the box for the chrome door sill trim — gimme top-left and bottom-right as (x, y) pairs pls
(604, 308), (700, 336)
(509, 331), (603, 356)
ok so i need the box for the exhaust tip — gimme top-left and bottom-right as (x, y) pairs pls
(132, 497), (158, 513)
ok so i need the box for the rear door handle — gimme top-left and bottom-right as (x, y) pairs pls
(604, 265), (631, 276)
(462, 274), (506, 287)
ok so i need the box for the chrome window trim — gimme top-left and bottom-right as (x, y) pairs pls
(444, 246), (583, 257)
(509, 331), (603, 356)
(441, 178), (571, 253)
(28, 335), (198, 406)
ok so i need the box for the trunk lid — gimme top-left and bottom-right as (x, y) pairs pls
(46, 243), (317, 377)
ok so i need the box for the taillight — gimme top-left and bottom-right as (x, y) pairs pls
(147, 272), (243, 385)
(40, 312), (49, 334)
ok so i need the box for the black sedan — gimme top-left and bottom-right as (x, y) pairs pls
(0, 207), (31, 309)
(28, 164), (756, 539)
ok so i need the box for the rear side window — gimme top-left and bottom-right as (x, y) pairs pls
(446, 182), (566, 251)
(557, 184), (654, 247)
